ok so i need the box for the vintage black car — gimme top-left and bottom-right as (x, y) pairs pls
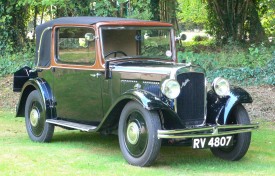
(13, 17), (258, 167)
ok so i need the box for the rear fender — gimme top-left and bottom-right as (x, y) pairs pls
(16, 78), (55, 119)
(206, 86), (252, 125)
(13, 66), (37, 92)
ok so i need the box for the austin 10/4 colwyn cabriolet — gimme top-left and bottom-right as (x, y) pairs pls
(13, 17), (258, 166)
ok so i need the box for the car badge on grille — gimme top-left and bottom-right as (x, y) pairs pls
(181, 79), (190, 88)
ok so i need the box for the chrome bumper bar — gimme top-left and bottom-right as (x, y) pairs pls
(157, 124), (259, 139)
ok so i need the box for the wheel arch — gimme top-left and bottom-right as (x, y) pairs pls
(98, 90), (184, 131)
(226, 104), (250, 124)
(16, 85), (36, 117)
(207, 86), (253, 125)
(16, 78), (55, 119)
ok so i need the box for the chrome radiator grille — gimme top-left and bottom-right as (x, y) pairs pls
(176, 72), (205, 126)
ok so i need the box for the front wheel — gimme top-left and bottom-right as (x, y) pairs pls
(118, 101), (162, 167)
(210, 104), (251, 161)
(25, 90), (54, 142)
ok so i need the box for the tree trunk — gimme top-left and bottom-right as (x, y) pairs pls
(110, 0), (118, 17)
(150, 0), (160, 21)
(158, 0), (178, 30)
(33, 5), (38, 41)
(41, 6), (44, 24)
(248, 0), (267, 43)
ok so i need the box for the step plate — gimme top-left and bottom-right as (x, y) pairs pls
(46, 119), (97, 132)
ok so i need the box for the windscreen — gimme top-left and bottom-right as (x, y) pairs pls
(101, 27), (173, 60)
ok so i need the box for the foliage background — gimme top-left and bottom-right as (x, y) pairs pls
(0, 0), (274, 85)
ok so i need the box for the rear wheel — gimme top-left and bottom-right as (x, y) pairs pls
(118, 101), (161, 166)
(25, 90), (54, 142)
(210, 104), (251, 161)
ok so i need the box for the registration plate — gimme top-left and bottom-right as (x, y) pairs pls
(192, 136), (233, 149)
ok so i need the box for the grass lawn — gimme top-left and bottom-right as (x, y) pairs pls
(0, 110), (274, 176)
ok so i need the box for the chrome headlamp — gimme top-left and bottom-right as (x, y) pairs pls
(212, 77), (230, 97)
(161, 79), (180, 99)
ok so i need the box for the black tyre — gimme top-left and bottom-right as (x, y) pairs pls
(210, 104), (251, 161)
(118, 101), (162, 166)
(25, 90), (54, 142)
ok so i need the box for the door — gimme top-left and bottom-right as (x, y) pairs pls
(53, 26), (103, 123)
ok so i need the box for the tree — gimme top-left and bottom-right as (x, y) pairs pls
(159, 0), (178, 27)
(257, 0), (275, 37)
(177, 0), (208, 30)
(150, 0), (160, 21)
(0, 0), (180, 54)
(0, 0), (30, 53)
(206, 0), (267, 43)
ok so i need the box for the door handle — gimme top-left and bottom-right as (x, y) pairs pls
(90, 73), (102, 78)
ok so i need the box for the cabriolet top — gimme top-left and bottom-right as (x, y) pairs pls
(35, 16), (172, 68)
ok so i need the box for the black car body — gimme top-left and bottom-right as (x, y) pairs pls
(13, 17), (258, 166)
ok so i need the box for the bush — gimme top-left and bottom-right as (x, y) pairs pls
(192, 35), (209, 42)
(0, 45), (35, 77)
(178, 43), (275, 85)
(179, 39), (216, 53)
(207, 57), (275, 85)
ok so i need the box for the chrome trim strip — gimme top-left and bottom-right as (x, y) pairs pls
(46, 119), (97, 132)
(158, 129), (254, 139)
(216, 124), (258, 129)
(171, 67), (179, 112)
(31, 79), (47, 108)
(203, 78), (207, 125)
(121, 80), (138, 83)
(99, 27), (105, 60)
(143, 81), (159, 85)
(157, 123), (259, 139)
(170, 29), (176, 61)
(158, 124), (258, 134)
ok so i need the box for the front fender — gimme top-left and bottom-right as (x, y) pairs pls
(16, 78), (55, 119)
(206, 86), (252, 125)
(123, 90), (170, 110)
(97, 89), (184, 130)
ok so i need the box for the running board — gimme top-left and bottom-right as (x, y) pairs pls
(46, 119), (97, 132)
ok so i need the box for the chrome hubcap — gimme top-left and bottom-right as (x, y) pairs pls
(126, 122), (140, 145)
(30, 108), (40, 127)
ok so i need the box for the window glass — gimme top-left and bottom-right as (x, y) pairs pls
(57, 27), (96, 65)
(101, 27), (172, 60)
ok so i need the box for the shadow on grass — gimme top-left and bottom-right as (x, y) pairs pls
(50, 130), (225, 167)
(52, 130), (118, 144)
(51, 130), (120, 152)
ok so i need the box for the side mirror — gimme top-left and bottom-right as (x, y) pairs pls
(85, 33), (95, 42)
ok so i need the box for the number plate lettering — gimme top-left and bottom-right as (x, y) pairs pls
(192, 136), (233, 149)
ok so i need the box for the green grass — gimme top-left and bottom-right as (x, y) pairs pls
(0, 110), (274, 176)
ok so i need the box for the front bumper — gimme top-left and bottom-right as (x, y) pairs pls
(157, 124), (259, 139)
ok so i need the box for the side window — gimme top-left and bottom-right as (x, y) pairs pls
(57, 27), (96, 65)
